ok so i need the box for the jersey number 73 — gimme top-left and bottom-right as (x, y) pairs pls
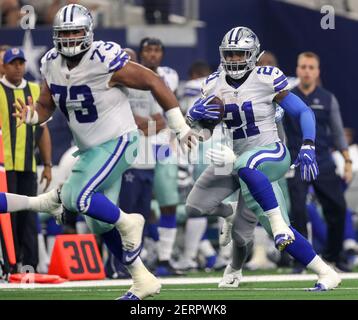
(51, 84), (98, 123)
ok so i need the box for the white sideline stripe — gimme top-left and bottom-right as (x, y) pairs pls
(1, 273), (358, 289)
(1, 287), (358, 292)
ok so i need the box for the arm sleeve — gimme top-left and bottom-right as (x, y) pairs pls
(329, 95), (348, 151)
(279, 92), (316, 142)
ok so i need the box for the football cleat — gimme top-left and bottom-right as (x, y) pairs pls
(171, 257), (198, 271)
(35, 189), (63, 221)
(117, 264), (161, 300)
(307, 268), (341, 292)
(117, 213), (145, 262)
(274, 233), (295, 251)
(117, 292), (140, 300)
(218, 264), (242, 288)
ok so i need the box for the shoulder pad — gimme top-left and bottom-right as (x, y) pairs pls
(90, 41), (129, 73)
(255, 66), (290, 93)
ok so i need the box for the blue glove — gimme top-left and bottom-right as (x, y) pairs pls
(186, 94), (221, 122)
(292, 145), (319, 182)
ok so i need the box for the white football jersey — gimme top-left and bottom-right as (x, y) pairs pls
(201, 66), (290, 155)
(151, 66), (179, 146)
(127, 88), (160, 169)
(157, 66), (179, 92)
(180, 77), (206, 114)
(40, 41), (137, 151)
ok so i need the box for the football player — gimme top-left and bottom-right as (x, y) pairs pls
(138, 37), (182, 276)
(0, 4), (195, 299)
(186, 26), (341, 291)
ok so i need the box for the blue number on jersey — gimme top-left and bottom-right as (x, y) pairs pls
(90, 41), (116, 62)
(46, 51), (59, 61)
(50, 84), (98, 123)
(257, 66), (274, 75)
(224, 101), (260, 139)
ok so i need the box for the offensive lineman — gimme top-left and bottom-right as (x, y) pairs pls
(0, 4), (194, 299)
(186, 26), (341, 291)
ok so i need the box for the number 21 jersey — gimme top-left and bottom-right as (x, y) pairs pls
(202, 66), (290, 155)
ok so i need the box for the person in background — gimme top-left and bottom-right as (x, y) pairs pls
(0, 48), (52, 272)
(284, 51), (353, 272)
(0, 45), (11, 77)
(139, 37), (182, 276)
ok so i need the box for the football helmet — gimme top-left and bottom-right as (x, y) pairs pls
(219, 26), (261, 79)
(53, 4), (93, 57)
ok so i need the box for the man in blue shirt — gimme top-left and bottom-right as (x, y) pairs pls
(284, 52), (353, 271)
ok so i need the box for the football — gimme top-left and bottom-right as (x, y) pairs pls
(198, 96), (225, 131)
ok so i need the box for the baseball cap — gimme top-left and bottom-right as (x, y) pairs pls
(3, 48), (26, 64)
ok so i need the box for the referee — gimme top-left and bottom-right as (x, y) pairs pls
(0, 47), (52, 272)
(284, 52), (353, 272)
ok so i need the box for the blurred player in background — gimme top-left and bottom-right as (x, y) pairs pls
(139, 37), (183, 276)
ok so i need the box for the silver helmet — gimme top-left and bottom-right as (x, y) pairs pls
(53, 4), (93, 57)
(219, 27), (261, 79)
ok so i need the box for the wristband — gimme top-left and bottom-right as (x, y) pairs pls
(25, 108), (39, 125)
(165, 107), (190, 138)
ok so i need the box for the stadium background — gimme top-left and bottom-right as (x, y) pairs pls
(0, 0), (357, 133)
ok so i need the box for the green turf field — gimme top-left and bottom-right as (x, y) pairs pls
(1, 281), (358, 300)
(1, 271), (358, 300)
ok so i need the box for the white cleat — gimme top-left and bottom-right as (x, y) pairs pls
(308, 268), (341, 292)
(172, 257), (198, 271)
(117, 214), (145, 260)
(218, 264), (242, 288)
(118, 265), (161, 300)
(33, 189), (63, 221)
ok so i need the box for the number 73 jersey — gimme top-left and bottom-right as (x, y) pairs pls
(202, 66), (290, 155)
(40, 41), (137, 151)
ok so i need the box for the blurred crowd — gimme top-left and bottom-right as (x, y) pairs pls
(0, 0), (173, 27)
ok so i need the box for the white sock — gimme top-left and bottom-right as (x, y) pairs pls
(3, 193), (30, 211)
(184, 217), (207, 260)
(46, 236), (56, 258)
(307, 255), (332, 275)
(126, 256), (147, 279)
(37, 233), (49, 274)
(76, 221), (90, 234)
(157, 227), (177, 261)
(114, 209), (130, 230)
(199, 239), (216, 257)
(344, 239), (357, 251)
(266, 207), (292, 237)
(249, 227), (270, 263)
